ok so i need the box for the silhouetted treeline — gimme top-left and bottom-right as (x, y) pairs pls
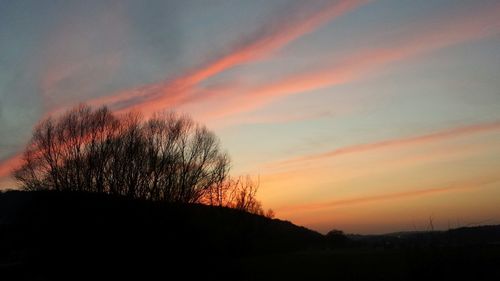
(13, 104), (270, 215)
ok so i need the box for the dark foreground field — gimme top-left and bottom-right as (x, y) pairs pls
(1, 191), (499, 280)
(243, 245), (500, 280)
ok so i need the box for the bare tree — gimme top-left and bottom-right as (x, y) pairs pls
(265, 209), (275, 219)
(14, 105), (119, 192)
(233, 176), (263, 215)
(202, 174), (268, 216)
(14, 104), (274, 215)
(14, 104), (230, 204)
(203, 175), (237, 207)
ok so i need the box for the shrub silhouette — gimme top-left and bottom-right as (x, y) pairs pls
(14, 104), (233, 204)
(326, 229), (348, 248)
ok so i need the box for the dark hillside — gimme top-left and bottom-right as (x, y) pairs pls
(2, 190), (500, 281)
(0, 191), (323, 280)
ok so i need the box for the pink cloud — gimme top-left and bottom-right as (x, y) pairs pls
(204, 3), (500, 119)
(0, 154), (23, 180)
(83, 0), (369, 115)
(41, 1), (500, 124)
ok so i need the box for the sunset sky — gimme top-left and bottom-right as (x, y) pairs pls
(1, 0), (500, 234)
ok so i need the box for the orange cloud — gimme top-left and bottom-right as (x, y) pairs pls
(278, 176), (500, 213)
(83, 0), (369, 115)
(280, 120), (500, 165)
(0, 154), (23, 180)
(205, 3), (500, 119)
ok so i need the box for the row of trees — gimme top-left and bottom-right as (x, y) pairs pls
(14, 104), (272, 216)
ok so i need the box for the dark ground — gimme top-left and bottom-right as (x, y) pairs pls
(1, 191), (499, 280)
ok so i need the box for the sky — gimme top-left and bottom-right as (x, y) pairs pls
(1, 0), (500, 234)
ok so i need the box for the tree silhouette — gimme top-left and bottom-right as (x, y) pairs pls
(14, 104), (270, 213)
(233, 175), (264, 215)
(326, 229), (348, 248)
(14, 104), (230, 204)
(201, 175), (271, 215)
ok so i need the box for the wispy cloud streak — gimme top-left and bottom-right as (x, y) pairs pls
(85, 0), (369, 114)
(278, 176), (500, 213)
(280, 120), (500, 165)
(206, 3), (500, 118)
